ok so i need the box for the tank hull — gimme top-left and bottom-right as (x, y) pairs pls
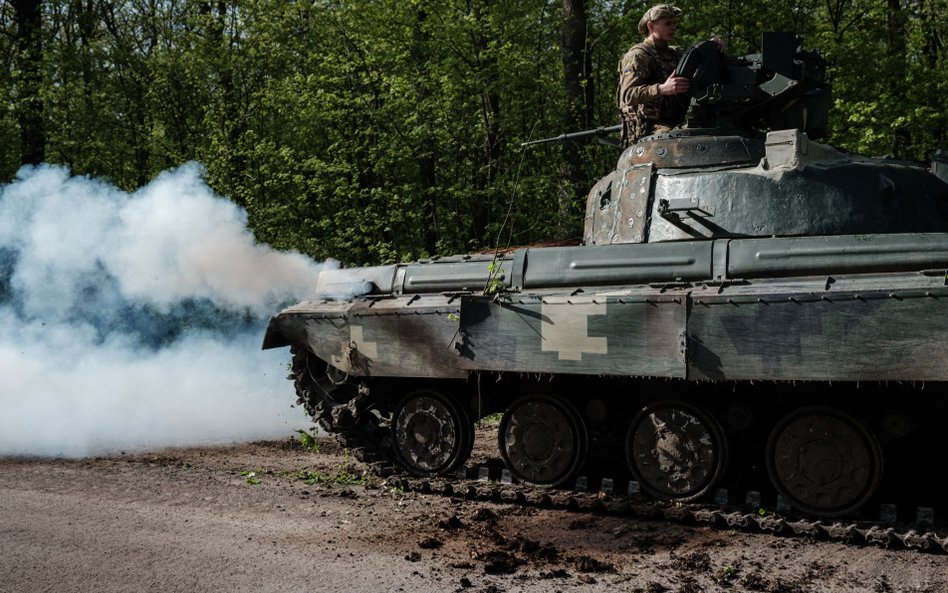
(265, 232), (948, 382)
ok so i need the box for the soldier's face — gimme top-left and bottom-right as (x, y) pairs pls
(648, 18), (677, 42)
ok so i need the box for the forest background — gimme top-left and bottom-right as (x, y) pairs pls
(1, 0), (945, 265)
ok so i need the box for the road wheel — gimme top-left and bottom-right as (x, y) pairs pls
(766, 406), (882, 517)
(625, 400), (727, 501)
(392, 390), (473, 476)
(498, 394), (588, 487)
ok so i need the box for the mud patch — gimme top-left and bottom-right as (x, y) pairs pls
(472, 508), (498, 523)
(419, 536), (444, 549)
(478, 550), (522, 575)
(571, 554), (617, 574)
(672, 550), (711, 572)
(438, 514), (466, 531)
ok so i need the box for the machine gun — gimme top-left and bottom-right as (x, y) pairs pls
(679, 32), (831, 139)
(522, 32), (831, 149)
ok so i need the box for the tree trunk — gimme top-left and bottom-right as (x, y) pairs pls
(413, 8), (439, 257)
(468, 1), (501, 249)
(472, 87), (501, 246)
(885, 0), (908, 155)
(201, 1), (247, 203)
(918, 0), (942, 70)
(557, 0), (592, 239)
(12, 0), (46, 165)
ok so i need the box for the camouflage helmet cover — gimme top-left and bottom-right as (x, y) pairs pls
(638, 4), (683, 35)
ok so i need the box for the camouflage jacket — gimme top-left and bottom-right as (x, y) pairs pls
(617, 39), (687, 143)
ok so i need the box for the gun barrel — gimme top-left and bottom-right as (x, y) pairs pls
(521, 124), (621, 147)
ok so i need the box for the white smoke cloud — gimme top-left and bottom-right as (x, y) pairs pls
(0, 163), (319, 457)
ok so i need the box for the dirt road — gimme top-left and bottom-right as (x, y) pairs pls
(2, 437), (945, 593)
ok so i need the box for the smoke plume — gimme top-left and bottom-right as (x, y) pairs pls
(0, 163), (319, 457)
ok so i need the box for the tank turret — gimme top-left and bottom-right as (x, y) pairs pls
(588, 32), (947, 245)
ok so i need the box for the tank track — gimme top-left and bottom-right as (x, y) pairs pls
(306, 408), (948, 552)
(290, 346), (393, 466)
(290, 348), (945, 552)
(356, 458), (948, 553)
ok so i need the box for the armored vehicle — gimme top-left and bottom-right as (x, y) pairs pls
(264, 33), (948, 519)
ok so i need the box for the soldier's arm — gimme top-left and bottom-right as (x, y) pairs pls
(659, 71), (689, 95)
(618, 49), (662, 112)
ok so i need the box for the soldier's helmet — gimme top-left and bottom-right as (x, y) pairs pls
(638, 4), (683, 35)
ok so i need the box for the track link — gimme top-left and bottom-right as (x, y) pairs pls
(365, 463), (948, 553)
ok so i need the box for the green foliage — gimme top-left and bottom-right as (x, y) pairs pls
(295, 469), (364, 487)
(476, 412), (503, 426)
(241, 469), (263, 485)
(290, 448), (365, 486)
(0, 0), (944, 263)
(714, 564), (739, 585)
(484, 260), (506, 295)
(296, 428), (320, 453)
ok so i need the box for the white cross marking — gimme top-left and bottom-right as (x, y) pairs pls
(540, 303), (608, 361)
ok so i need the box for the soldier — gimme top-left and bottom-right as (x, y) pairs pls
(617, 4), (690, 145)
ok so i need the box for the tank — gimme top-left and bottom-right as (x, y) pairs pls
(263, 33), (948, 520)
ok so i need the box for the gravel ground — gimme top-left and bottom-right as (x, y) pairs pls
(2, 435), (946, 593)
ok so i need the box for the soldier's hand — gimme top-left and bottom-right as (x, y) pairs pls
(659, 71), (690, 95)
